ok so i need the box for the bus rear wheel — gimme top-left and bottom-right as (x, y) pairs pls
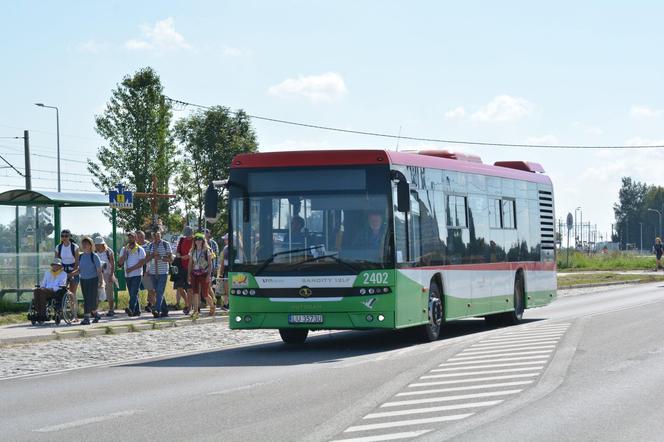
(279, 328), (309, 344)
(503, 274), (525, 325)
(419, 282), (443, 342)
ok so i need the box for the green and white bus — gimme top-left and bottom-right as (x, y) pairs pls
(227, 149), (556, 343)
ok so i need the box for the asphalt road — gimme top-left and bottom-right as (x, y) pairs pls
(2, 282), (664, 441)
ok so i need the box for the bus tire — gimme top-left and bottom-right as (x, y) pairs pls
(419, 281), (443, 342)
(279, 328), (309, 344)
(503, 273), (525, 325)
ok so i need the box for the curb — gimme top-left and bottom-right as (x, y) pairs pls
(560, 278), (657, 290)
(0, 314), (229, 347)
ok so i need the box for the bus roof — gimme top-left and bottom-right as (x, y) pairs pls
(231, 149), (552, 185)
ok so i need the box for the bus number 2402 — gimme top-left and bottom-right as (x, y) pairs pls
(363, 272), (390, 285)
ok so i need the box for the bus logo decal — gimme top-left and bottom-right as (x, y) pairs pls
(299, 286), (313, 298)
(363, 298), (376, 309)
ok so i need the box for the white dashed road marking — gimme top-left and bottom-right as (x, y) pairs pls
(330, 322), (571, 441)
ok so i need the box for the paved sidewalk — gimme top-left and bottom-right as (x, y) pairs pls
(0, 309), (228, 346)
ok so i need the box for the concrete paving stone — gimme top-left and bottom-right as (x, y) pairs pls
(108, 325), (130, 334)
(55, 330), (84, 339)
(152, 321), (175, 329)
(193, 316), (215, 324)
(131, 323), (154, 331)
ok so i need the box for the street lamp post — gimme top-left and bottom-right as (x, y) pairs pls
(34, 103), (60, 192)
(575, 206), (581, 248)
(648, 208), (662, 240)
(639, 222), (643, 254)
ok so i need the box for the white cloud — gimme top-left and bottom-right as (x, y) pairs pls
(125, 17), (191, 51)
(267, 72), (348, 103)
(471, 95), (534, 122)
(630, 105), (663, 118)
(526, 134), (559, 145)
(624, 137), (664, 147)
(571, 122), (603, 135)
(444, 106), (466, 119)
(223, 46), (251, 57)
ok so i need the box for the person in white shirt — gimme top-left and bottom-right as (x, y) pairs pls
(118, 231), (146, 316)
(32, 259), (68, 320)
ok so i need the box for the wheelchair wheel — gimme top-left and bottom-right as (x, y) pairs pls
(61, 291), (76, 324)
(27, 300), (38, 325)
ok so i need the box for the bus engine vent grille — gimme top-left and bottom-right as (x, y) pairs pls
(539, 190), (555, 250)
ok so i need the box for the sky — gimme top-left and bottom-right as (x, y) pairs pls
(1, 1), (663, 240)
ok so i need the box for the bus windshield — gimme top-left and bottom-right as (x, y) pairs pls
(229, 166), (393, 275)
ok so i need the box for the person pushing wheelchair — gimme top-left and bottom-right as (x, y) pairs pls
(32, 258), (68, 321)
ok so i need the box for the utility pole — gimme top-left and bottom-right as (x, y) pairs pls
(639, 222), (643, 254)
(23, 130), (31, 190)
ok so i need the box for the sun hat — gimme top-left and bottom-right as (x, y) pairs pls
(51, 258), (63, 266)
(221, 233), (228, 240)
(194, 232), (205, 240)
(93, 236), (106, 245)
(183, 226), (193, 237)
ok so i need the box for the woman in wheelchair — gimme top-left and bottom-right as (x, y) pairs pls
(28, 258), (69, 325)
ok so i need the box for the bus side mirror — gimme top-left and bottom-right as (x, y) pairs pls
(397, 180), (411, 213)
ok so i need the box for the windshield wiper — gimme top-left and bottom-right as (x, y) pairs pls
(254, 245), (325, 276)
(296, 253), (360, 273)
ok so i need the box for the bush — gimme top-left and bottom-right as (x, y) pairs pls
(0, 297), (28, 313)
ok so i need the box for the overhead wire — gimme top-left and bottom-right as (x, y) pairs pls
(165, 96), (664, 150)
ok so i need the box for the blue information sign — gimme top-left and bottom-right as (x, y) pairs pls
(109, 184), (133, 209)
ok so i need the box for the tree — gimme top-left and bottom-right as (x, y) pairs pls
(613, 177), (648, 249)
(87, 67), (177, 230)
(174, 106), (258, 234)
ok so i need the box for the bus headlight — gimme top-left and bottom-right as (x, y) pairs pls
(377, 314), (385, 322)
(366, 314), (373, 322)
(235, 316), (242, 323)
(249, 289), (256, 296)
(244, 315), (252, 323)
(359, 288), (366, 295)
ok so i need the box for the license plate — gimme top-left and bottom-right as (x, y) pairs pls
(288, 314), (323, 324)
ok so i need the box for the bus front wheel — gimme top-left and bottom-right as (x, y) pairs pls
(419, 282), (443, 342)
(279, 328), (309, 344)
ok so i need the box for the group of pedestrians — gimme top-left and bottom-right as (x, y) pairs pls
(36, 225), (228, 326)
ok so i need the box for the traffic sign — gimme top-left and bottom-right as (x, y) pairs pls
(566, 213), (574, 231)
(109, 183), (133, 209)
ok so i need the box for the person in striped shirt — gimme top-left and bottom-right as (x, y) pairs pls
(144, 229), (173, 318)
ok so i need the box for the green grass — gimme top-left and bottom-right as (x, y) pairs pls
(557, 250), (658, 271)
(557, 272), (664, 288)
(0, 312), (28, 326)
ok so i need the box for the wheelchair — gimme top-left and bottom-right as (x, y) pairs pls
(27, 285), (76, 326)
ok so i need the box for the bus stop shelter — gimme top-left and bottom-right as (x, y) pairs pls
(0, 189), (121, 303)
